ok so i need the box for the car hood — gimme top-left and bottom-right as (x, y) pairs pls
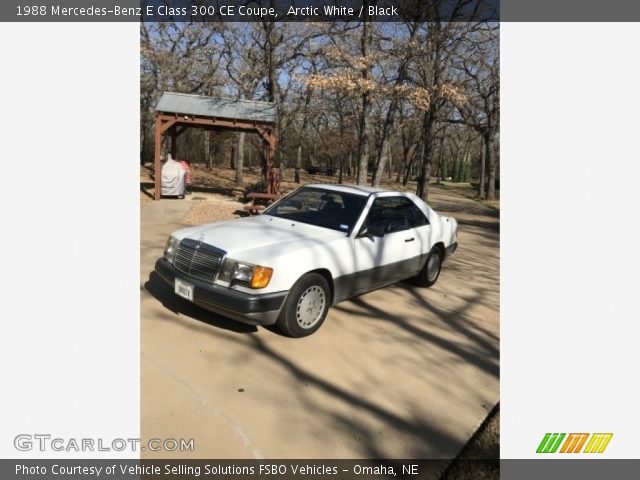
(173, 214), (347, 260)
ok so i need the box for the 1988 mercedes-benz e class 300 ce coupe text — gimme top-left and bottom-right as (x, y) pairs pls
(155, 184), (458, 337)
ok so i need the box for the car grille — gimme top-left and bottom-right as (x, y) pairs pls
(174, 238), (225, 283)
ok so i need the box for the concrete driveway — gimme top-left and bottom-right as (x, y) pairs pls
(140, 191), (499, 467)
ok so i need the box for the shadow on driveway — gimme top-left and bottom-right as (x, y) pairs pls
(144, 271), (258, 334)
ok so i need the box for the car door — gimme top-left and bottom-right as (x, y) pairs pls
(404, 197), (433, 271)
(353, 196), (424, 293)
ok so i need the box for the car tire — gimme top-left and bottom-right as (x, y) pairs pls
(277, 273), (330, 337)
(413, 246), (443, 288)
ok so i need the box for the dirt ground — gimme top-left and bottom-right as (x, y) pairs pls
(140, 166), (499, 478)
(140, 163), (499, 213)
(442, 406), (500, 479)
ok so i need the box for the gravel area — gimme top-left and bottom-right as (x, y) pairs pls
(179, 194), (245, 226)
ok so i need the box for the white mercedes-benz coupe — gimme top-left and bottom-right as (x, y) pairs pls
(155, 184), (458, 337)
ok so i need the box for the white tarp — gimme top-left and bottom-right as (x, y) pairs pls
(161, 154), (186, 196)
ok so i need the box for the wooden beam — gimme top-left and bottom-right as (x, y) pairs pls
(255, 125), (274, 144)
(154, 115), (162, 200)
(158, 113), (272, 134)
(158, 117), (177, 135)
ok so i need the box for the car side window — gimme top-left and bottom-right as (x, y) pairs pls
(363, 196), (427, 234)
(406, 202), (430, 227)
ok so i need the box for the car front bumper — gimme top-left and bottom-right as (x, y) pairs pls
(154, 258), (287, 325)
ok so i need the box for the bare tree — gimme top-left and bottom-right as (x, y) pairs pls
(452, 23), (500, 199)
(371, 21), (420, 187)
(140, 19), (498, 196)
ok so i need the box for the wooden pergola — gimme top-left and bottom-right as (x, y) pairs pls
(154, 92), (277, 200)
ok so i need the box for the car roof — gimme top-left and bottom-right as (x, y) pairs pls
(304, 183), (390, 196)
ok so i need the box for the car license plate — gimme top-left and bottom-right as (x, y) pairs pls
(175, 278), (194, 302)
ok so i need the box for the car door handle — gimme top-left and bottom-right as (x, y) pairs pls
(404, 237), (415, 242)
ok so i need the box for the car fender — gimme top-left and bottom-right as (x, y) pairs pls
(230, 236), (354, 295)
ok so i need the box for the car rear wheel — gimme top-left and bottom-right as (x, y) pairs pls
(413, 246), (443, 287)
(277, 273), (330, 337)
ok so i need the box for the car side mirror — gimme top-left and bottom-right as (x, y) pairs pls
(359, 224), (385, 238)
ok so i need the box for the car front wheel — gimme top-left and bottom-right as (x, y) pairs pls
(414, 246), (443, 287)
(277, 273), (330, 337)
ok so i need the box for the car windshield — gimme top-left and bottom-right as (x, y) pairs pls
(264, 187), (368, 234)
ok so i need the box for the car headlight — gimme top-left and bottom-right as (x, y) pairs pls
(218, 259), (273, 289)
(164, 236), (180, 265)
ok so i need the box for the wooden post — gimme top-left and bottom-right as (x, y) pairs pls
(266, 134), (276, 194)
(154, 115), (162, 200)
(262, 140), (269, 192)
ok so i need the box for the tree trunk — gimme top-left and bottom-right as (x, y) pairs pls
(477, 135), (485, 198)
(396, 155), (404, 183)
(372, 134), (389, 187)
(295, 145), (302, 183)
(265, 22), (277, 103)
(235, 132), (245, 185)
(485, 133), (496, 201)
(436, 135), (445, 183)
(372, 137), (392, 187)
(296, 84), (312, 185)
(357, 126), (369, 185)
(230, 145), (235, 170)
(403, 146), (417, 186)
(263, 19), (278, 188)
(280, 150), (286, 181)
(416, 110), (435, 201)
(356, 11), (372, 186)
(204, 131), (210, 169)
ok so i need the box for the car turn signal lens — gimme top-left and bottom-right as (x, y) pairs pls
(250, 266), (273, 289)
